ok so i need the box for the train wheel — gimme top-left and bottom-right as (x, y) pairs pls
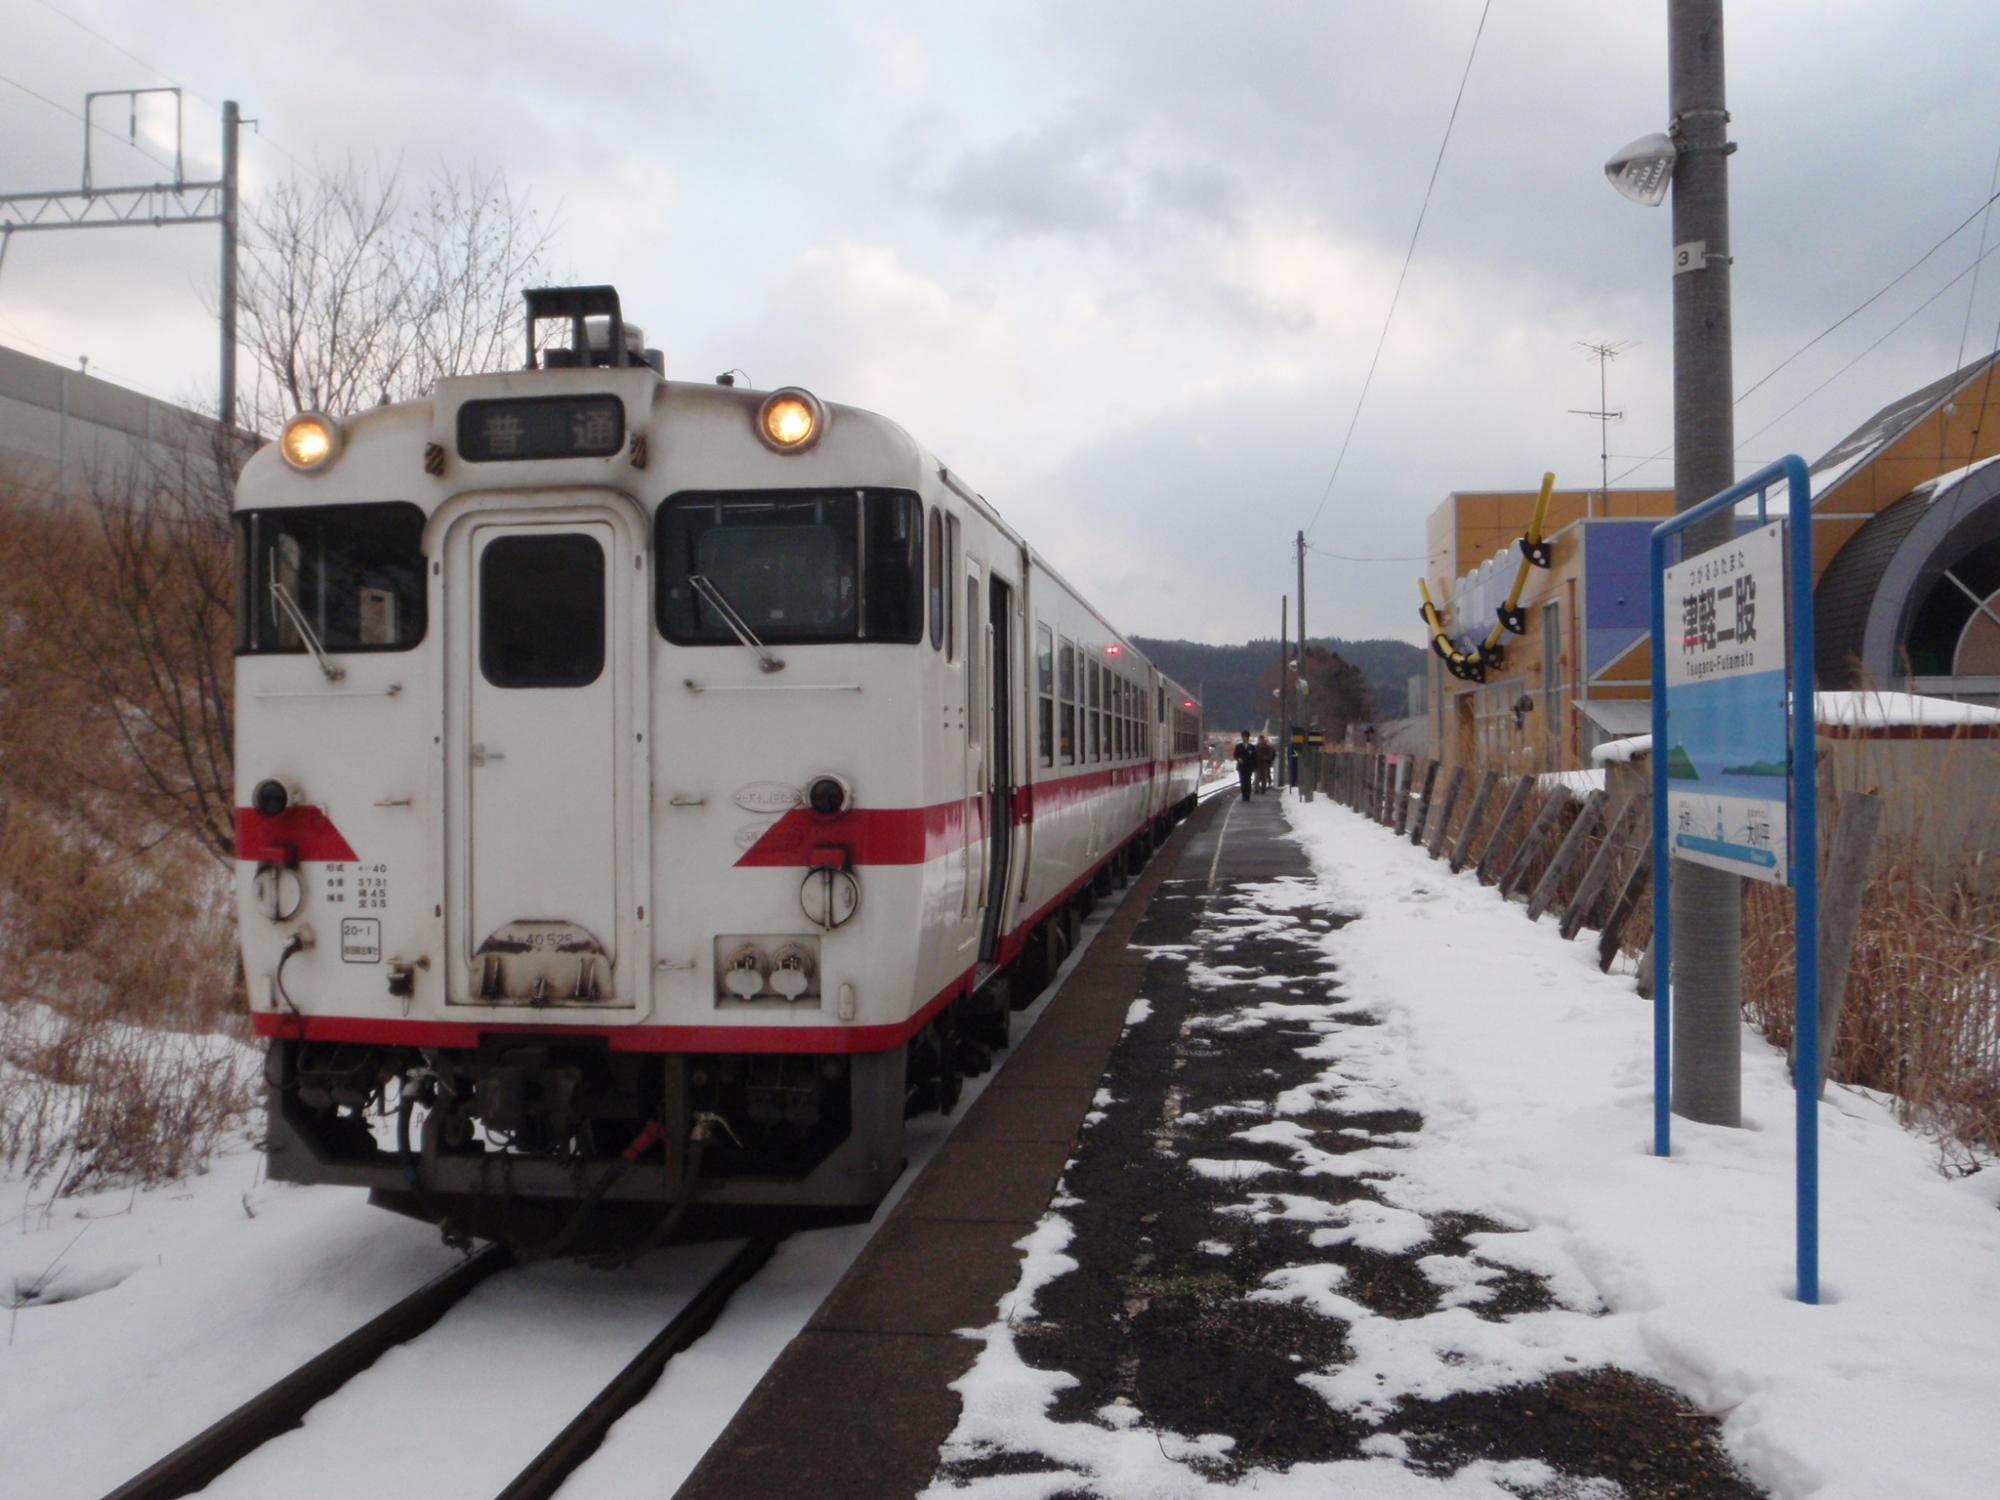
(968, 977), (1012, 1050)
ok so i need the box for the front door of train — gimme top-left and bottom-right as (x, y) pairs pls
(444, 504), (645, 1009)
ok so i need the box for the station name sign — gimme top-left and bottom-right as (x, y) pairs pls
(1661, 520), (1791, 884)
(457, 394), (625, 463)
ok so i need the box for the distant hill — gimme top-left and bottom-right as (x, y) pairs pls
(1130, 636), (1428, 733)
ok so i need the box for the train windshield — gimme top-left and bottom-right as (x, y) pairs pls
(235, 502), (428, 654)
(657, 489), (922, 645)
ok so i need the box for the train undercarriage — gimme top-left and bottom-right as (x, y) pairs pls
(263, 808), (1186, 1253)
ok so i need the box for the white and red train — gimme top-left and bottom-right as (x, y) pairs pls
(234, 286), (1202, 1244)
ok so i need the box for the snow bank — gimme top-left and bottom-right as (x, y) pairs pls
(1591, 733), (1650, 765)
(1278, 798), (2000, 1500)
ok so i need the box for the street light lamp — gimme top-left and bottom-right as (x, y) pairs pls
(1603, 131), (1678, 207)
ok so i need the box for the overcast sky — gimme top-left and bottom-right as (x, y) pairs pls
(5, 1), (2000, 644)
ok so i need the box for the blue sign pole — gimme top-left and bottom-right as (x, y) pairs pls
(1648, 454), (1819, 1304)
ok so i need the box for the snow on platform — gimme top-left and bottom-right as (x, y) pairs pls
(1268, 797), (2000, 1500)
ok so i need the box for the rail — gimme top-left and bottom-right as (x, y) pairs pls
(100, 1232), (784, 1500)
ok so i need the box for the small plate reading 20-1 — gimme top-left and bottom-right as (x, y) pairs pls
(457, 395), (624, 462)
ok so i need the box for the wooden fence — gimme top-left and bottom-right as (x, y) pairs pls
(1312, 751), (1652, 974)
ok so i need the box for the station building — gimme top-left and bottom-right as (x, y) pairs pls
(1419, 353), (2000, 773)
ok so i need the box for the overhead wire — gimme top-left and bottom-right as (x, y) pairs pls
(1606, 179), (2000, 487)
(1735, 238), (2000, 452)
(1306, 543), (1428, 563)
(19, 0), (312, 176)
(1302, 0), (1493, 542)
(0, 69), (176, 173)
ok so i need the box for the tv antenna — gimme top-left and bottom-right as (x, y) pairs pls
(1569, 338), (1634, 517)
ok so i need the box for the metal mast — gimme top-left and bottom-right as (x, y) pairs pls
(0, 89), (244, 431)
(1570, 338), (1632, 517)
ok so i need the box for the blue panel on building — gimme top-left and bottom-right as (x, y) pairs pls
(1585, 521), (1654, 627)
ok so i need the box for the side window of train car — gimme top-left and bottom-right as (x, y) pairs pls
(236, 502), (427, 654)
(927, 506), (944, 650)
(1058, 639), (1076, 764)
(1086, 658), (1100, 761)
(1036, 623), (1055, 767)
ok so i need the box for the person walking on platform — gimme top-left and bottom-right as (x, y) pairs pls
(1254, 734), (1275, 793)
(1233, 730), (1256, 801)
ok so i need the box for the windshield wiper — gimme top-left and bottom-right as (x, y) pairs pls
(269, 580), (345, 682)
(687, 574), (785, 673)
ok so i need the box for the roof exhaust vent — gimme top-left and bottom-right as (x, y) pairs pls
(523, 285), (664, 375)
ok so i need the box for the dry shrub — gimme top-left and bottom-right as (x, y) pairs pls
(1, 482), (249, 1192)
(1, 1004), (257, 1191)
(1745, 829), (2000, 1156)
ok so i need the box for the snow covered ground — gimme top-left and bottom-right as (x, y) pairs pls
(0, 887), (1143, 1498)
(932, 795), (2000, 1499)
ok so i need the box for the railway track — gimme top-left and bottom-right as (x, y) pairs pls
(101, 1233), (785, 1500)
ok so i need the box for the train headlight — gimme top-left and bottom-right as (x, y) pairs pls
(807, 775), (850, 816)
(756, 388), (825, 453)
(279, 412), (341, 472)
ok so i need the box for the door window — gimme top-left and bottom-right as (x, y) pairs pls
(479, 532), (606, 688)
(1036, 622), (1054, 767)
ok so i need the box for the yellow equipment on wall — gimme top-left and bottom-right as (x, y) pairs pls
(1418, 471), (1556, 684)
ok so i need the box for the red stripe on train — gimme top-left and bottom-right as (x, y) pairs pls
(733, 758), (1197, 868)
(234, 806), (359, 863)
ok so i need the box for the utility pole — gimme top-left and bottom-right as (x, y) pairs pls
(1669, 1), (1742, 1127)
(1570, 338), (1632, 518)
(1278, 596), (1290, 787)
(0, 89), (244, 433)
(1297, 530), (1313, 801)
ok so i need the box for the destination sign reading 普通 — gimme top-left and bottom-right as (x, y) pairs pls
(457, 395), (625, 463)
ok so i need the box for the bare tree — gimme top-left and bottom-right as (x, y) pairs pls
(1261, 645), (1374, 742)
(10, 160), (557, 868)
(235, 159), (556, 431)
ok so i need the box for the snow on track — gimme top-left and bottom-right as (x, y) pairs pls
(2, 880), (1144, 1499)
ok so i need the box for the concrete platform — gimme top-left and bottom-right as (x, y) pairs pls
(671, 789), (1300, 1500)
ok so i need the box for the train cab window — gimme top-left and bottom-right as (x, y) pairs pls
(1058, 638), (1076, 765)
(236, 502), (427, 654)
(1036, 622), (1055, 767)
(659, 489), (922, 646)
(479, 532), (605, 687)
(927, 508), (944, 650)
